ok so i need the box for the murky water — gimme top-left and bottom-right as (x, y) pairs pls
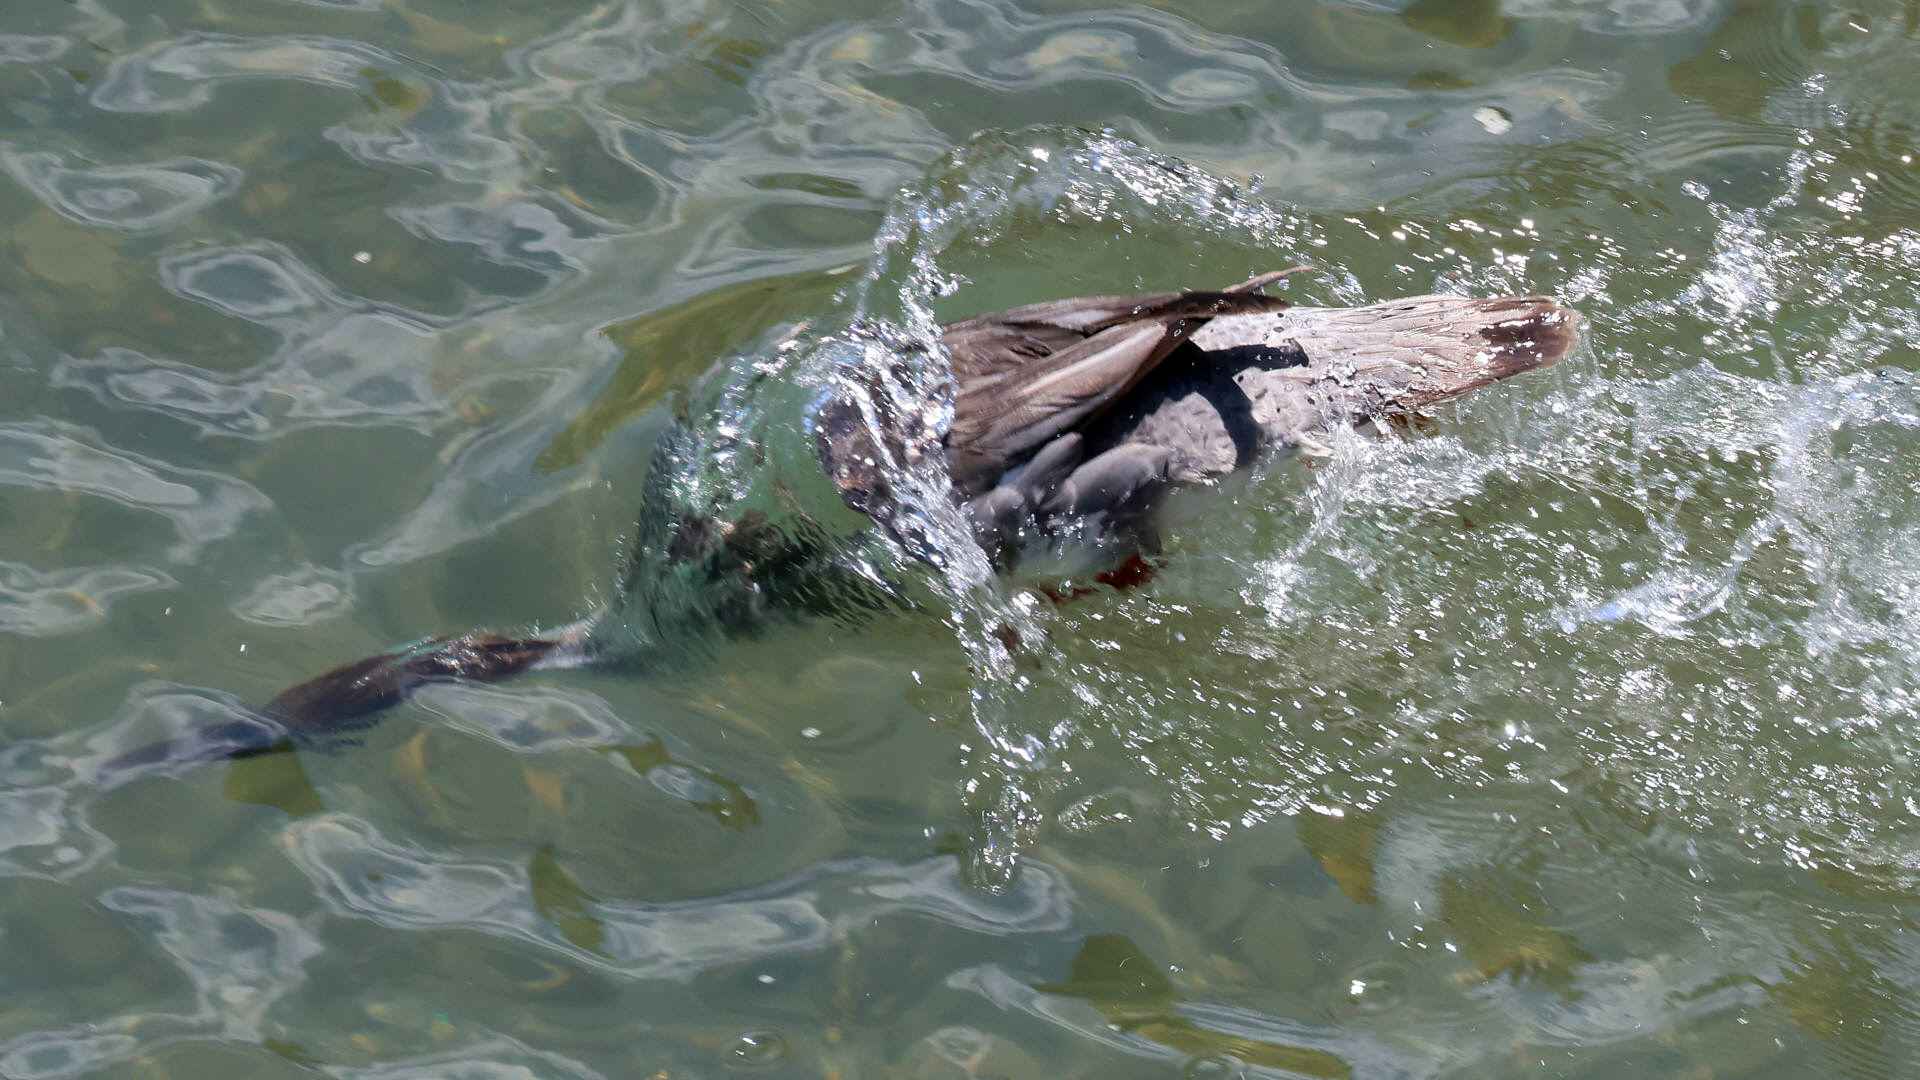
(5, 0), (1920, 1075)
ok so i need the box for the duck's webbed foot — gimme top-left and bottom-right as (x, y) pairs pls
(1038, 552), (1164, 605)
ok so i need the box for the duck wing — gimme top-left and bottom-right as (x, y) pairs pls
(941, 270), (1302, 493)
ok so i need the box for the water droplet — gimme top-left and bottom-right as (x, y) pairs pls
(724, 1030), (786, 1067)
(1473, 106), (1513, 135)
(1339, 961), (1407, 1012)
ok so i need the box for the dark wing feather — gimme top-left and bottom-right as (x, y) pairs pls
(939, 268), (1305, 345)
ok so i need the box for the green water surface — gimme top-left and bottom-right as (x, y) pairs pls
(4, 0), (1920, 1076)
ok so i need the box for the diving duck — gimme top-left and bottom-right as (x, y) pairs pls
(103, 270), (1581, 777)
(818, 268), (1577, 564)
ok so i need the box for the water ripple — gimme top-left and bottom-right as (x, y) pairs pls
(0, 785), (107, 879)
(326, 81), (521, 182)
(409, 682), (633, 755)
(98, 885), (323, 1036)
(0, 37), (71, 65)
(1516, 0), (1724, 32)
(392, 197), (599, 280)
(53, 242), (456, 436)
(343, 374), (592, 567)
(0, 420), (270, 558)
(280, 814), (1071, 976)
(0, 1031), (139, 1080)
(335, 1039), (606, 1080)
(159, 241), (348, 327)
(228, 563), (353, 627)
(90, 33), (419, 114)
(0, 560), (176, 635)
(0, 146), (242, 232)
(0, 888), (323, 1079)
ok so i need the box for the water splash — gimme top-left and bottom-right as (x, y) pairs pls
(592, 127), (1321, 885)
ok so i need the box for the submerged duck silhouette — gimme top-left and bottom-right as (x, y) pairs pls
(103, 270), (1581, 778)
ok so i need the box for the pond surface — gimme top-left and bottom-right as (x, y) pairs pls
(5, 0), (1920, 1076)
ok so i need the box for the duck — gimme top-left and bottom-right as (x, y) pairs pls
(101, 270), (1581, 779)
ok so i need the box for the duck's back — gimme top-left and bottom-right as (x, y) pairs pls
(1090, 294), (1582, 482)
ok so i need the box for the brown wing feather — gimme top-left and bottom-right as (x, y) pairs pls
(940, 282), (1298, 492)
(947, 320), (1175, 491)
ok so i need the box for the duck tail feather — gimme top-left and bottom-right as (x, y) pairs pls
(1282, 294), (1583, 410)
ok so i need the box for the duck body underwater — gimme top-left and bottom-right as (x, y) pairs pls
(101, 269), (1581, 782)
